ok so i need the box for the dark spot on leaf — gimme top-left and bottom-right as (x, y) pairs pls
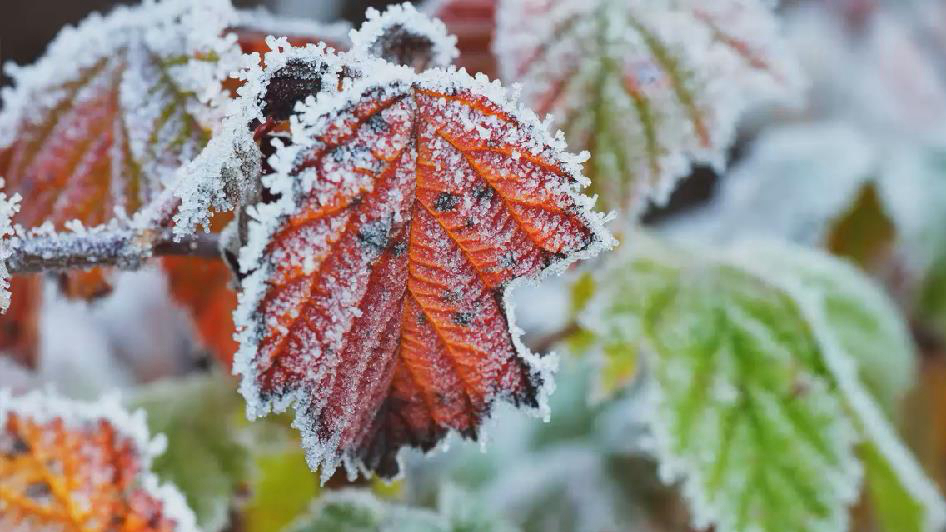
(417, 311), (427, 325)
(263, 58), (327, 121)
(368, 24), (436, 70)
(357, 218), (392, 257)
(433, 192), (459, 212)
(499, 251), (518, 269)
(452, 311), (474, 326)
(441, 288), (462, 303)
(25, 481), (50, 500)
(472, 183), (494, 201)
(390, 239), (407, 256)
(365, 113), (390, 134)
(349, 195), (364, 208)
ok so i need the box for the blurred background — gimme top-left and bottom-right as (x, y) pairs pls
(2, 2), (946, 532)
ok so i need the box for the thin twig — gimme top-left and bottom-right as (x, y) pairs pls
(528, 321), (581, 354)
(6, 228), (221, 274)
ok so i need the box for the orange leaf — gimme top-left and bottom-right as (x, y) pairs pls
(233, 48), (611, 480)
(163, 256), (238, 369)
(0, 391), (198, 532)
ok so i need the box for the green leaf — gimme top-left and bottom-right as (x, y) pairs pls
(286, 488), (518, 532)
(583, 235), (868, 532)
(862, 441), (928, 532)
(132, 372), (250, 532)
(734, 241), (946, 532)
(738, 241), (916, 414)
(243, 419), (321, 532)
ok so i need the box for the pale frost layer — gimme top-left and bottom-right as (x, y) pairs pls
(0, 389), (199, 532)
(0, 180), (22, 314)
(172, 38), (341, 235)
(495, 0), (803, 216)
(232, 48), (613, 481)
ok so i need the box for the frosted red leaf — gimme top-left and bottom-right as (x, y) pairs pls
(0, 391), (197, 532)
(233, 52), (611, 480)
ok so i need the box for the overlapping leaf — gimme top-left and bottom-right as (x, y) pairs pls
(582, 234), (946, 532)
(495, 0), (802, 216)
(734, 241), (946, 532)
(0, 0), (240, 230)
(0, 0), (243, 362)
(230, 8), (611, 482)
(0, 390), (198, 532)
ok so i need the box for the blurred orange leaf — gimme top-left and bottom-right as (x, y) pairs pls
(163, 256), (238, 369)
(0, 392), (197, 532)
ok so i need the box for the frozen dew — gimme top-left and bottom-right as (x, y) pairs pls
(0, 179), (22, 314)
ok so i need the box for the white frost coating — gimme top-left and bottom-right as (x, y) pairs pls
(732, 245), (946, 532)
(0, 180), (22, 314)
(172, 38), (343, 236)
(232, 48), (613, 481)
(350, 3), (459, 70)
(494, 0), (805, 216)
(708, 122), (875, 245)
(0, 389), (200, 532)
(233, 7), (352, 47)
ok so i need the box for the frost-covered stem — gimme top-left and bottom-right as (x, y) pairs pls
(6, 229), (220, 274)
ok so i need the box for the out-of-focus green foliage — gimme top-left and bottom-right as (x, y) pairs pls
(133, 372), (250, 532)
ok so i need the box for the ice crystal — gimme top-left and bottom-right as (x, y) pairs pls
(0, 180), (22, 314)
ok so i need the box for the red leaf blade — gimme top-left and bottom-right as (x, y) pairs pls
(234, 56), (611, 480)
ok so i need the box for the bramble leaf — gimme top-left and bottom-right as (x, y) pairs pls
(733, 241), (946, 532)
(232, 11), (611, 482)
(133, 373), (249, 532)
(733, 241), (916, 415)
(0, 0), (240, 230)
(495, 0), (802, 217)
(583, 235), (946, 532)
(0, 390), (198, 532)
